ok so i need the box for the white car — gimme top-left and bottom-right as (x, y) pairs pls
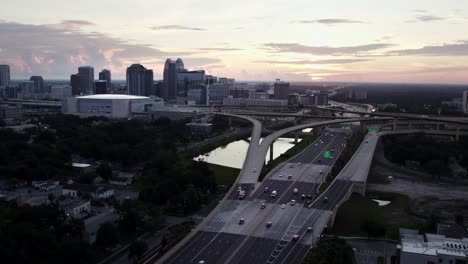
(279, 173), (284, 177)
(281, 204), (286, 209)
(292, 235), (299, 241)
(290, 200), (296, 206)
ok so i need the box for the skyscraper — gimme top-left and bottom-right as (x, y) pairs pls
(163, 58), (185, 100)
(94, 80), (107, 94)
(29, 76), (44, 93)
(0, 65), (10, 87)
(98, 69), (111, 89)
(126, 64), (154, 96)
(71, 74), (84, 95)
(78, 66), (94, 93)
(273, 79), (290, 100)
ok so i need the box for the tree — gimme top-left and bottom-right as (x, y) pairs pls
(96, 162), (112, 180)
(96, 222), (120, 248)
(302, 237), (354, 264)
(128, 240), (148, 263)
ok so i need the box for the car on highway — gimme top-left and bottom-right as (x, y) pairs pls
(307, 227), (313, 233)
(253, 168), (257, 172)
(281, 204), (286, 209)
(264, 187), (269, 193)
(323, 196), (329, 203)
(271, 190), (277, 198)
(290, 200), (296, 206)
(239, 218), (245, 225)
(320, 170), (323, 174)
(293, 188), (298, 194)
(287, 175), (292, 179)
(279, 173), (284, 177)
(366, 140), (368, 143)
(266, 222), (272, 228)
(261, 203), (266, 209)
(199, 261), (205, 264)
(292, 235), (299, 241)
(289, 164), (294, 168)
(301, 194), (306, 199)
(317, 159), (322, 163)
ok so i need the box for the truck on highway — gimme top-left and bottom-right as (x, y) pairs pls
(293, 188), (298, 194)
(239, 190), (246, 199)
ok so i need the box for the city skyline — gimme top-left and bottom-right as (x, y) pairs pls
(1, 0), (468, 84)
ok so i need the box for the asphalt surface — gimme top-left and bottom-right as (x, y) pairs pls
(164, 131), (354, 264)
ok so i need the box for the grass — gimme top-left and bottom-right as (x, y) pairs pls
(208, 163), (240, 186)
(330, 191), (418, 240)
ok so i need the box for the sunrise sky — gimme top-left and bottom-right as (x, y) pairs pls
(1, 0), (468, 83)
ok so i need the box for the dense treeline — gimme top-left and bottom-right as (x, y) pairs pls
(301, 237), (354, 264)
(0, 202), (101, 264)
(383, 134), (468, 177)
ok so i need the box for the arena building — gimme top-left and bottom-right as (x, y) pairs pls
(63, 94), (163, 118)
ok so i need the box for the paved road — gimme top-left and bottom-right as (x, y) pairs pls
(163, 131), (352, 264)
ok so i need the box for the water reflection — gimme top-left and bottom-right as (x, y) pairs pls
(194, 137), (302, 169)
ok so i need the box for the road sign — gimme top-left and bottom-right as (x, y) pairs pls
(368, 127), (379, 132)
(342, 125), (352, 131)
(323, 151), (331, 158)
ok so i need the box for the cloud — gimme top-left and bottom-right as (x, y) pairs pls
(196, 47), (242, 51)
(0, 21), (194, 78)
(151, 25), (207, 31)
(255, 59), (371, 65)
(389, 41), (468, 56)
(416, 15), (445, 22)
(297, 19), (363, 25)
(263, 43), (394, 56)
(411, 9), (428, 13)
(60, 20), (95, 29)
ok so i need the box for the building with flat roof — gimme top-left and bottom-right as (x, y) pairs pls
(62, 184), (114, 200)
(59, 197), (91, 219)
(0, 65), (10, 87)
(273, 79), (290, 100)
(399, 228), (468, 264)
(63, 94), (163, 118)
(78, 66), (94, 93)
(148, 106), (211, 121)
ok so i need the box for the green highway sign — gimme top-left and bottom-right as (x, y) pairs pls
(342, 125), (352, 131)
(368, 127), (379, 132)
(323, 150), (331, 158)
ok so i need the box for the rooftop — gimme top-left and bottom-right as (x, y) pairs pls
(400, 228), (468, 257)
(76, 94), (150, 100)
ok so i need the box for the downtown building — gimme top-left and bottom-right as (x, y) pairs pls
(78, 66), (95, 93)
(273, 79), (290, 100)
(126, 64), (154, 96)
(98, 69), (111, 90)
(0, 65), (10, 87)
(163, 58), (185, 100)
(29, 76), (44, 93)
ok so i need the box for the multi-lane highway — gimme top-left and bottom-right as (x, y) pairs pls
(163, 130), (351, 264)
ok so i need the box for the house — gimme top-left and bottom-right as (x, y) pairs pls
(62, 184), (114, 200)
(32, 180), (60, 191)
(59, 197), (91, 219)
(109, 171), (135, 186)
(83, 211), (119, 244)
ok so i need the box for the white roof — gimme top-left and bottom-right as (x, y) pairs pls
(76, 94), (150, 100)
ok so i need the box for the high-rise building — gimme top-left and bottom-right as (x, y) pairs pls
(314, 92), (329, 106)
(78, 66), (94, 93)
(126, 64), (154, 96)
(177, 70), (205, 97)
(273, 79), (290, 100)
(71, 74), (84, 95)
(163, 58), (185, 100)
(205, 75), (217, 85)
(19, 81), (35, 99)
(463, 91), (468, 114)
(98, 69), (111, 89)
(0, 65), (10, 87)
(29, 76), (44, 93)
(94, 80), (107, 94)
(144, 69), (154, 96)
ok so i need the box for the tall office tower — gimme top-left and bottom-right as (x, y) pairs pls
(0, 65), (11, 87)
(153, 80), (164, 97)
(273, 79), (290, 100)
(126, 64), (154, 96)
(163, 58), (185, 100)
(94, 80), (107, 94)
(144, 69), (154, 96)
(71, 74), (84, 95)
(98, 69), (111, 89)
(78, 66), (94, 93)
(205, 75), (217, 85)
(314, 92), (329, 106)
(463, 91), (468, 114)
(29, 76), (44, 93)
(177, 70), (206, 97)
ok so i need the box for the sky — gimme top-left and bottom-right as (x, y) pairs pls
(1, 0), (468, 84)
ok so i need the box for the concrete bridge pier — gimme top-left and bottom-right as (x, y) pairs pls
(456, 127), (460, 142)
(228, 117), (232, 127)
(360, 120), (367, 131)
(408, 120), (413, 130)
(436, 122), (440, 131)
(294, 131), (299, 144)
(392, 119), (397, 131)
(269, 140), (275, 162)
